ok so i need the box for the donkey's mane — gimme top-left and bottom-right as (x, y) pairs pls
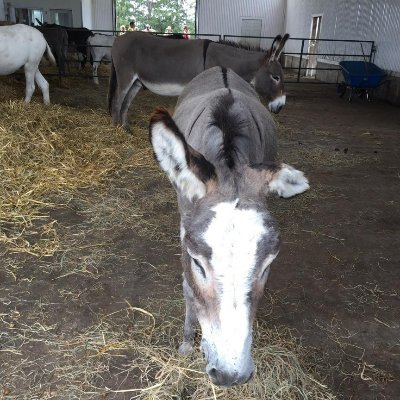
(218, 39), (267, 53)
(210, 91), (249, 169)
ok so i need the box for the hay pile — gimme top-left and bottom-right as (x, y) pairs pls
(0, 83), (154, 256)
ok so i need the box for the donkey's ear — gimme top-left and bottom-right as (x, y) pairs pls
(269, 34), (282, 60)
(275, 33), (290, 60)
(247, 162), (309, 198)
(266, 163), (309, 198)
(149, 108), (217, 202)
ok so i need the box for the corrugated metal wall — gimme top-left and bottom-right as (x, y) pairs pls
(81, 0), (114, 31)
(197, 0), (286, 47)
(285, 0), (400, 73)
(92, 0), (114, 31)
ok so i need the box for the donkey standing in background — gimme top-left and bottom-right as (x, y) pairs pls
(149, 66), (309, 387)
(110, 32), (289, 130)
(87, 33), (115, 85)
(0, 24), (56, 104)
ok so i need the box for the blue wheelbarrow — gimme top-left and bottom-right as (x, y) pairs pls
(337, 61), (386, 101)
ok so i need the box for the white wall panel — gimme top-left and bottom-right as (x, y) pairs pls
(285, 0), (400, 73)
(0, 0), (5, 20)
(197, 0), (286, 47)
(92, 0), (114, 31)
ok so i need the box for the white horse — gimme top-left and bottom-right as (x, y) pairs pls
(87, 33), (115, 85)
(0, 24), (56, 104)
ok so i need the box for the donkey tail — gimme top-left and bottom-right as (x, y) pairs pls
(45, 43), (56, 66)
(108, 56), (117, 115)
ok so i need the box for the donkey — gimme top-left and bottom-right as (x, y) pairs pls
(149, 66), (309, 387)
(110, 32), (289, 130)
(87, 33), (115, 85)
(0, 24), (56, 104)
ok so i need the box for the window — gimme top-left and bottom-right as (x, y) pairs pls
(240, 18), (262, 48)
(50, 9), (73, 27)
(15, 8), (43, 26)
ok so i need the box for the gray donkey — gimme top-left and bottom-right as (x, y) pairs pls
(109, 32), (289, 129)
(149, 66), (309, 387)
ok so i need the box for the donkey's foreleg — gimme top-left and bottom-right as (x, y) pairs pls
(178, 278), (197, 355)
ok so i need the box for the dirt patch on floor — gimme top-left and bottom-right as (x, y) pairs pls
(0, 71), (399, 399)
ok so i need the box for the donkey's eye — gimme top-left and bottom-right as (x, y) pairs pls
(272, 75), (280, 82)
(192, 257), (206, 279)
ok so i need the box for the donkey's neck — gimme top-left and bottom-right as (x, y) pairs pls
(206, 44), (266, 82)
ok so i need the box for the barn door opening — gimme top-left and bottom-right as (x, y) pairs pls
(240, 18), (262, 48)
(306, 15), (322, 77)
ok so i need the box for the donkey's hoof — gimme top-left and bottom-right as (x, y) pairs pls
(122, 124), (132, 134)
(178, 342), (194, 356)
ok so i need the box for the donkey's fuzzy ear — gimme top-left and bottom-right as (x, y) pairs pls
(247, 162), (309, 198)
(149, 108), (217, 202)
(267, 163), (309, 198)
(275, 33), (290, 60)
(269, 34), (282, 60)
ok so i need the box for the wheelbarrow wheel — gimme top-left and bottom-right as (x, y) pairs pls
(337, 81), (346, 98)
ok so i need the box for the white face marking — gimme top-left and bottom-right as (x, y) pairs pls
(268, 94), (286, 113)
(200, 200), (268, 372)
(141, 80), (185, 96)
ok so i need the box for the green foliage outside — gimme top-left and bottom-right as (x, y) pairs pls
(116, 0), (195, 34)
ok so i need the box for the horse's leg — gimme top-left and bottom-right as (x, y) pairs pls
(34, 69), (50, 105)
(120, 79), (142, 130)
(93, 60), (100, 85)
(24, 64), (36, 103)
(178, 278), (197, 355)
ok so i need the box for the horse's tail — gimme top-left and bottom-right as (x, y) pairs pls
(108, 56), (117, 115)
(87, 37), (93, 66)
(45, 43), (56, 66)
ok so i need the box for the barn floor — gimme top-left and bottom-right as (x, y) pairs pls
(1, 73), (399, 399)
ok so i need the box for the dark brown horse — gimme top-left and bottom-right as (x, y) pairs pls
(108, 32), (289, 129)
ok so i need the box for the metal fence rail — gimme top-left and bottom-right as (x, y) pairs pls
(9, 27), (376, 85)
(223, 35), (375, 84)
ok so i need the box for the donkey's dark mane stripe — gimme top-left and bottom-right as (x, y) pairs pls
(210, 92), (249, 169)
(221, 66), (228, 88)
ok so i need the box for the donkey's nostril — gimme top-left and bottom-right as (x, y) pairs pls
(245, 370), (254, 383)
(276, 105), (283, 113)
(208, 367), (218, 379)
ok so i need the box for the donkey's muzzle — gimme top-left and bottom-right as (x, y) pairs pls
(268, 95), (286, 114)
(206, 365), (254, 387)
(208, 368), (253, 387)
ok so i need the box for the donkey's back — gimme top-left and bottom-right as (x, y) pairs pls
(174, 66), (278, 167)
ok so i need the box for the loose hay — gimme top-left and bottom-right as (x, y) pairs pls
(0, 299), (336, 399)
(0, 83), (155, 256)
